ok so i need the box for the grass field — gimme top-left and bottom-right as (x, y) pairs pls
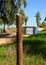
(0, 30), (46, 65)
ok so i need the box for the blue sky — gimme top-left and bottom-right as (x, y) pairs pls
(22, 0), (46, 26)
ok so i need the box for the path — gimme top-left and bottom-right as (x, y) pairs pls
(38, 27), (44, 31)
(0, 30), (16, 45)
(0, 27), (44, 45)
(0, 30), (30, 45)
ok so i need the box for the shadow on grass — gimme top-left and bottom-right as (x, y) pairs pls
(23, 39), (46, 58)
(23, 30), (46, 59)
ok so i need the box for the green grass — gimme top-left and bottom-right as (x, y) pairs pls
(0, 30), (46, 65)
(0, 43), (16, 65)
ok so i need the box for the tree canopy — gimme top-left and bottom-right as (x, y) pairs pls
(0, 0), (27, 32)
(35, 12), (41, 27)
(0, 0), (27, 24)
(19, 9), (28, 25)
(44, 17), (46, 22)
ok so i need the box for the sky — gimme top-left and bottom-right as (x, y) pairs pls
(22, 0), (46, 26)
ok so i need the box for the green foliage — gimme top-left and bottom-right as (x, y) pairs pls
(24, 16), (28, 26)
(19, 9), (25, 24)
(39, 22), (46, 27)
(0, 0), (27, 32)
(0, 0), (27, 25)
(19, 9), (28, 25)
(35, 12), (41, 27)
(42, 22), (46, 27)
(44, 17), (46, 21)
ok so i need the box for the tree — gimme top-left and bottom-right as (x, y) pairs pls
(19, 9), (25, 24)
(42, 22), (46, 27)
(0, 0), (27, 32)
(35, 12), (41, 27)
(40, 17), (46, 27)
(19, 9), (28, 26)
(44, 17), (46, 21)
(25, 16), (28, 26)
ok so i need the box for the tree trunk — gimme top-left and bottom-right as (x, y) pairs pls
(3, 21), (6, 32)
(25, 22), (26, 26)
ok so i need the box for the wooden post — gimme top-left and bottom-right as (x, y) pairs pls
(16, 14), (22, 65)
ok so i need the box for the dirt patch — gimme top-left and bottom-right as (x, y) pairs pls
(0, 38), (13, 45)
(38, 27), (44, 31)
(0, 30), (30, 45)
(0, 31), (16, 45)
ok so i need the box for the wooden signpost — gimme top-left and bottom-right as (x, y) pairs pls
(24, 26), (36, 35)
(16, 14), (23, 65)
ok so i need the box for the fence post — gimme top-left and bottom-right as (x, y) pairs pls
(16, 14), (23, 65)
